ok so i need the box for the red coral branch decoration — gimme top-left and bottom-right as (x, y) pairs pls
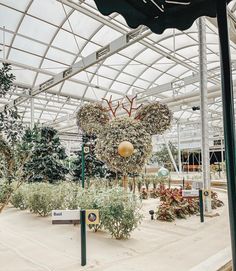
(102, 95), (120, 117)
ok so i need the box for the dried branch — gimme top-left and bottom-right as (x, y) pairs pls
(102, 95), (120, 117)
(122, 95), (142, 117)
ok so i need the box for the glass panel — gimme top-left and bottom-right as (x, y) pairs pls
(18, 15), (57, 42)
(8, 49), (42, 67)
(11, 67), (36, 85)
(28, 0), (67, 25)
(61, 81), (86, 97)
(46, 47), (75, 65)
(84, 87), (106, 100)
(0, 0), (30, 12)
(52, 29), (86, 54)
(13, 35), (47, 56)
(91, 26), (122, 46)
(64, 10), (102, 39)
(0, 6), (23, 31)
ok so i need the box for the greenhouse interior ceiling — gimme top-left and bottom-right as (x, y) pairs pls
(1, 0), (236, 151)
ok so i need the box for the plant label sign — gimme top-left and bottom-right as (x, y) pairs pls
(84, 146), (90, 153)
(182, 189), (199, 198)
(86, 209), (99, 225)
(52, 209), (80, 224)
(203, 189), (211, 198)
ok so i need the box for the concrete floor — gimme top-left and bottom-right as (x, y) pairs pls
(0, 192), (231, 271)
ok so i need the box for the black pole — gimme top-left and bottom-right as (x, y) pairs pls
(199, 189), (204, 223)
(80, 210), (86, 266)
(216, 1), (236, 269)
(81, 144), (85, 189)
(183, 177), (185, 189)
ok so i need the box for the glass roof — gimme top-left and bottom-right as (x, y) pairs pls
(1, 0), (236, 147)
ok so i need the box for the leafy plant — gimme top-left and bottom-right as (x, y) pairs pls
(151, 141), (178, 170)
(9, 183), (144, 240)
(101, 188), (143, 239)
(24, 126), (69, 183)
(11, 185), (29, 210)
(0, 63), (15, 97)
(0, 181), (14, 204)
(156, 202), (175, 222)
(27, 183), (55, 216)
(211, 191), (224, 209)
(0, 133), (32, 213)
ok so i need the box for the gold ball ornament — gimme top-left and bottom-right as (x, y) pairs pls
(118, 141), (134, 157)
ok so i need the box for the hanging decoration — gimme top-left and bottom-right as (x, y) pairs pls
(93, 0), (232, 35)
(77, 95), (172, 174)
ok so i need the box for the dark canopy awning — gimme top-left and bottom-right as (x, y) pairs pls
(94, 0), (232, 34)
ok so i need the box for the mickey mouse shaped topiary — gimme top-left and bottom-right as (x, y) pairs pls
(76, 95), (172, 177)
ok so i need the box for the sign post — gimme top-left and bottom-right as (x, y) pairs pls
(80, 209), (99, 266)
(199, 189), (204, 223)
(81, 144), (85, 189)
(80, 210), (86, 266)
(182, 189), (204, 223)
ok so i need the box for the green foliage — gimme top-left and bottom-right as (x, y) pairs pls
(101, 188), (143, 239)
(0, 107), (23, 144)
(0, 181), (14, 204)
(24, 126), (69, 183)
(156, 202), (175, 222)
(73, 134), (116, 182)
(150, 141), (178, 170)
(211, 191), (224, 209)
(10, 185), (29, 210)
(11, 182), (143, 239)
(155, 187), (199, 222)
(0, 63), (22, 144)
(27, 183), (55, 216)
(0, 63), (15, 97)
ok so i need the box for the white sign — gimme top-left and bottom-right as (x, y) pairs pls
(52, 209), (80, 224)
(182, 190), (199, 198)
(192, 181), (203, 190)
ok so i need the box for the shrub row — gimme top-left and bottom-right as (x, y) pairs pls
(11, 182), (143, 239)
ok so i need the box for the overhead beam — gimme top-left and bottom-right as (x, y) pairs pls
(58, 0), (219, 77)
(0, 26), (151, 112)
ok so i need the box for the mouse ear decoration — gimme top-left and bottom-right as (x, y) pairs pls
(135, 102), (172, 135)
(76, 103), (110, 135)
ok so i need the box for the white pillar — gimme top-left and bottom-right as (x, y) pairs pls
(163, 136), (179, 174)
(177, 123), (182, 173)
(199, 17), (212, 213)
(30, 93), (35, 129)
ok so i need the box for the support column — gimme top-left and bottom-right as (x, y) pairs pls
(177, 123), (182, 173)
(163, 136), (179, 174)
(217, 1), (236, 269)
(30, 93), (35, 129)
(221, 138), (224, 169)
(198, 17), (212, 213)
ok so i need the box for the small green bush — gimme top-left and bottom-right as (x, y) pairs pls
(8, 182), (143, 239)
(101, 188), (143, 239)
(27, 183), (55, 216)
(11, 185), (29, 210)
(0, 181), (14, 204)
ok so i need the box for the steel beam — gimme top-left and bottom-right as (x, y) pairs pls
(0, 27), (151, 112)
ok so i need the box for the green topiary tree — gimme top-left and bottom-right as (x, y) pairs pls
(73, 134), (117, 183)
(24, 126), (69, 183)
